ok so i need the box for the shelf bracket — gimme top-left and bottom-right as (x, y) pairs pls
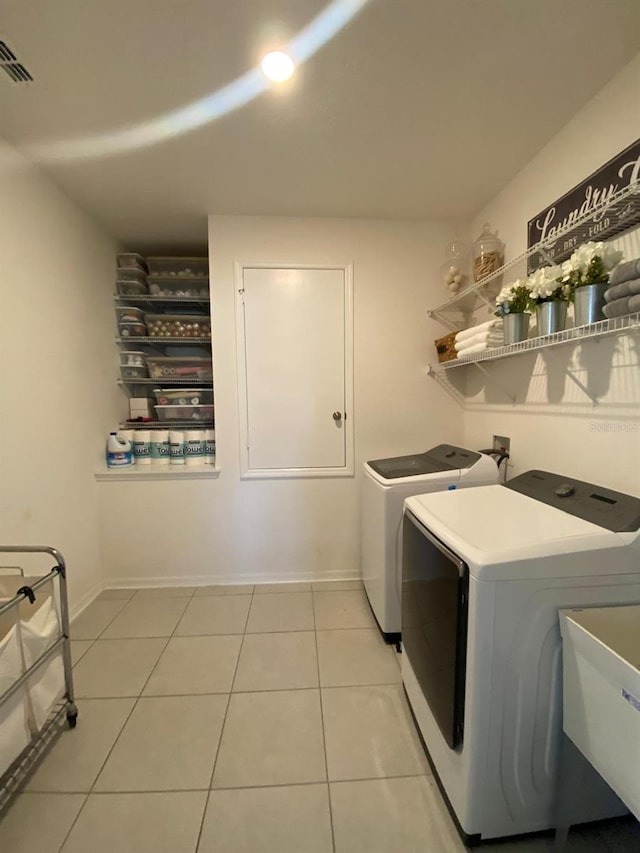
(471, 362), (517, 403)
(474, 288), (495, 311)
(427, 366), (467, 407)
(428, 361), (516, 406)
(428, 310), (459, 332)
(565, 367), (598, 406)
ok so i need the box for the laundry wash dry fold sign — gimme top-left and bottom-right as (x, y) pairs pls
(527, 137), (640, 272)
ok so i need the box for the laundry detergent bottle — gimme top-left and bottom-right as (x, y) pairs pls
(106, 432), (133, 467)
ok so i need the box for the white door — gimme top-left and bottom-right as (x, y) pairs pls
(236, 265), (353, 478)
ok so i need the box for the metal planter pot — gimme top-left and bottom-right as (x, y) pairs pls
(536, 301), (567, 336)
(574, 283), (608, 327)
(503, 312), (530, 345)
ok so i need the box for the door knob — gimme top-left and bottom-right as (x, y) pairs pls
(332, 411), (342, 421)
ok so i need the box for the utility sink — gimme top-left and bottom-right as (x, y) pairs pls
(560, 605), (640, 821)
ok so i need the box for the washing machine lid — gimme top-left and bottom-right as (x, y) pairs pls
(404, 483), (631, 574)
(366, 444), (481, 480)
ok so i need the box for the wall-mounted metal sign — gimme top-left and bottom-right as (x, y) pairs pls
(527, 138), (640, 272)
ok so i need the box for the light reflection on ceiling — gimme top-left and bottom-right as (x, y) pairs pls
(27, 0), (371, 163)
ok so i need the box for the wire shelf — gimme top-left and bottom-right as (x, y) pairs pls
(428, 313), (640, 374)
(116, 336), (212, 345)
(118, 377), (212, 387)
(429, 181), (640, 330)
(120, 420), (214, 430)
(114, 295), (210, 306)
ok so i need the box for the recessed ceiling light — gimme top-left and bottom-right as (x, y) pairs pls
(261, 51), (295, 83)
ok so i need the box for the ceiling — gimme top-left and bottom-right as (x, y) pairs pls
(1, 0), (639, 250)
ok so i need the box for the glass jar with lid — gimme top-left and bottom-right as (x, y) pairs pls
(472, 223), (504, 283)
(441, 236), (470, 295)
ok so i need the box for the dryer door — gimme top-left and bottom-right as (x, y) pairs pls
(402, 509), (469, 749)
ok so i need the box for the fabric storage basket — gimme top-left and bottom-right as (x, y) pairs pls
(20, 586), (64, 732)
(434, 331), (459, 363)
(0, 620), (32, 776)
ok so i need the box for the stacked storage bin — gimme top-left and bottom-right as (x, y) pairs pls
(113, 254), (215, 465)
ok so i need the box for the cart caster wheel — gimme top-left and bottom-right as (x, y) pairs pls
(67, 707), (79, 729)
(395, 642), (402, 654)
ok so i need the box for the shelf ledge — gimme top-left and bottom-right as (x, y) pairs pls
(427, 313), (640, 374)
(95, 464), (220, 482)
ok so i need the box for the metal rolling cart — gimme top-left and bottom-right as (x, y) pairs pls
(0, 546), (77, 813)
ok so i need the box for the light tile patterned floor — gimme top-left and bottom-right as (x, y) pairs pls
(2, 581), (639, 853)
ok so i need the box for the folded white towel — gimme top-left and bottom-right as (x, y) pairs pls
(456, 342), (492, 357)
(455, 319), (502, 344)
(456, 334), (503, 352)
(455, 331), (503, 351)
(456, 345), (501, 358)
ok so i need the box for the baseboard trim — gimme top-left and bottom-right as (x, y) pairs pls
(69, 581), (104, 622)
(103, 571), (362, 590)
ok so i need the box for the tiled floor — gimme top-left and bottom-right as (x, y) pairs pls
(2, 581), (639, 852)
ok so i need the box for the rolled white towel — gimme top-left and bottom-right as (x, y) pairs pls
(455, 319), (502, 344)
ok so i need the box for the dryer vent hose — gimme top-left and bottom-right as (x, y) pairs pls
(478, 449), (510, 483)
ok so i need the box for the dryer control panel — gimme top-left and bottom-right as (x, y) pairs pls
(506, 470), (640, 532)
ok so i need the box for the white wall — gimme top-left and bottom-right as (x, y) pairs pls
(462, 55), (640, 495)
(98, 216), (463, 585)
(0, 138), (122, 611)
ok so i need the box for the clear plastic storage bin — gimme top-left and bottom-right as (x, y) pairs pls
(117, 267), (148, 286)
(116, 306), (145, 324)
(153, 388), (214, 405)
(146, 356), (213, 381)
(147, 257), (209, 279)
(119, 320), (147, 338)
(147, 278), (210, 298)
(120, 351), (148, 379)
(154, 404), (214, 422)
(117, 279), (148, 296)
(145, 314), (211, 339)
(117, 253), (147, 272)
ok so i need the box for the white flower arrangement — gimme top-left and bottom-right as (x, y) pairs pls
(526, 264), (571, 304)
(563, 241), (623, 288)
(494, 279), (533, 317)
(494, 241), (623, 318)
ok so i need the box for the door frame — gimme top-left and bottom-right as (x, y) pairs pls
(234, 261), (354, 480)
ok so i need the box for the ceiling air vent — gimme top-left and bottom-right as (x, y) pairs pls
(0, 40), (33, 82)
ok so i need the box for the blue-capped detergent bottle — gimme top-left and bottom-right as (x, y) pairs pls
(106, 432), (133, 467)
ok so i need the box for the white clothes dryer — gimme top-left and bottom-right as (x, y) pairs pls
(401, 470), (640, 844)
(361, 444), (499, 642)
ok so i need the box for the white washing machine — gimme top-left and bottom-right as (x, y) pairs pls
(401, 470), (640, 844)
(361, 444), (499, 642)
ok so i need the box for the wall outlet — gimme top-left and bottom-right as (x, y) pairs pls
(493, 434), (511, 454)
